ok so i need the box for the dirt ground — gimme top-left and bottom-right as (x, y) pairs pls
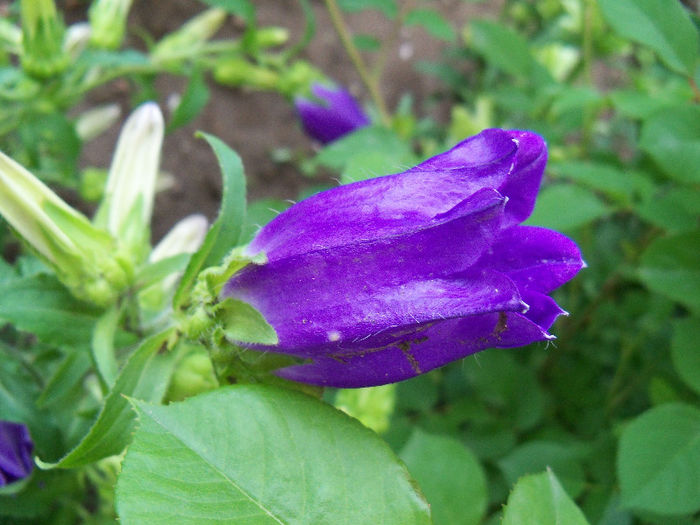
(79, 0), (501, 240)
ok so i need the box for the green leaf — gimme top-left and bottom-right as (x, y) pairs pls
(173, 134), (246, 309)
(166, 69), (210, 133)
(91, 304), (120, 389)
(550, 161), (654, 206)
(353, 33), (381, 51)
(502, 469), (590, 525)
(498, 441), (587, 498)
(116, 385), (431, 524)
(671, 318), (700, 395)
(638, 230), (700, 314)
(239, 198), (291, 244)
(337, 0), (397, 18)
(36, 350), (91, 409)
(640, 106), (700, 184)
(468, 21), (540, 78)
(41, 328), (177, 468)
(637, 187), (700, 233)
(598, 0), (699, 75)
(405, 9), (456, 42)
(525, 184), (608, 231)
(400, 429), (486, 525)
(134, 253), (191, 289)
(219, 297), (278, 345)
(618, 403), (700, 515)
(0, 274), (98, 348)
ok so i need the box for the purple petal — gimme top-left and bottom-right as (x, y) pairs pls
(275, 311), (552, 388)
(295, 84), (370, 144)
(247, 130), (519, 262)
(478, 225), (584, 294)
(225, 190), (528, 351)
(0, 421), (33, 486)
(521, 289), (567, 331)
(499, 130), (547, 226)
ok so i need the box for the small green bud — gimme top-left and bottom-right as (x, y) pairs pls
(276, 60), (325, 98)
(213, 57), (278, 89)
(151, 8), (226, 64)
(251, 27), (289, 49)
(88, 0), (134, 50)
(95, 102), (164, 263)
(166, 348), (218, 402)
(20, 0), (69, 78)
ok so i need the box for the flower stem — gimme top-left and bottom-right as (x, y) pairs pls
(323, 0), (391, 125)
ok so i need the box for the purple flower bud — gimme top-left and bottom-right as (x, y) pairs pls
(295, 83), (370, 144)
(0, 421), (33, 486)
(223, 129), (584, 388)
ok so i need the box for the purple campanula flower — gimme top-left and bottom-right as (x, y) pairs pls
(0, 421), (33, 486)
(295, 83), (370, 144)
(223, 129), (584, 388)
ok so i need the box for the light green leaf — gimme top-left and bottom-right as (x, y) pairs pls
(525, 184), (608, 231)
(41, 328), (177, 468)
(598, 0), (699, 75)
(91, 304), (120, 388)
(239, 198), (290, 244)
(116, 386), (431, 524)
(640, 106), (700, 184)
(405, 9), (456, 42)
(618, 403), (700, 515)
(173, 134), (246, 309)
(671, 318), (700, 395)
(638, 230), (700, 314)
(36, 350), (91, 409)
(502, 469), (590, 525)
(219, 297), (278, 345)
(400, 429), (487, 525)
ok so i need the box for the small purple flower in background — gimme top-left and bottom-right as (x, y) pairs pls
(0, 421), (33, 486)
(295, 83), (370, 144)
(224, 129), (584, 388)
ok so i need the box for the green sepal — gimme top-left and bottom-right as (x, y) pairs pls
(217, 297), (278, 345)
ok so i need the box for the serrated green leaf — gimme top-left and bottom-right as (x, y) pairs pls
(0, 274), (99, 348)
(219, 297), (278, 345)
(618, 403), (700, 515)
(671, 318), (700, 395)
(502, 469), (590, 525)
(41, 328), (177, 468)
(405, 9), (456, 42)
(400, 429), (487, 525)
(173, 134), (246, 309)
(598, 0), (699, 75)
(640, 106), (700, 184)
(638, 230), (700, 314)
(116, 385), (431, 524)
(525, 184), (608, 231)
(166, 69), (210, 133)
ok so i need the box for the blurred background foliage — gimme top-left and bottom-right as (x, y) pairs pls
(0, 0), (699, 523)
